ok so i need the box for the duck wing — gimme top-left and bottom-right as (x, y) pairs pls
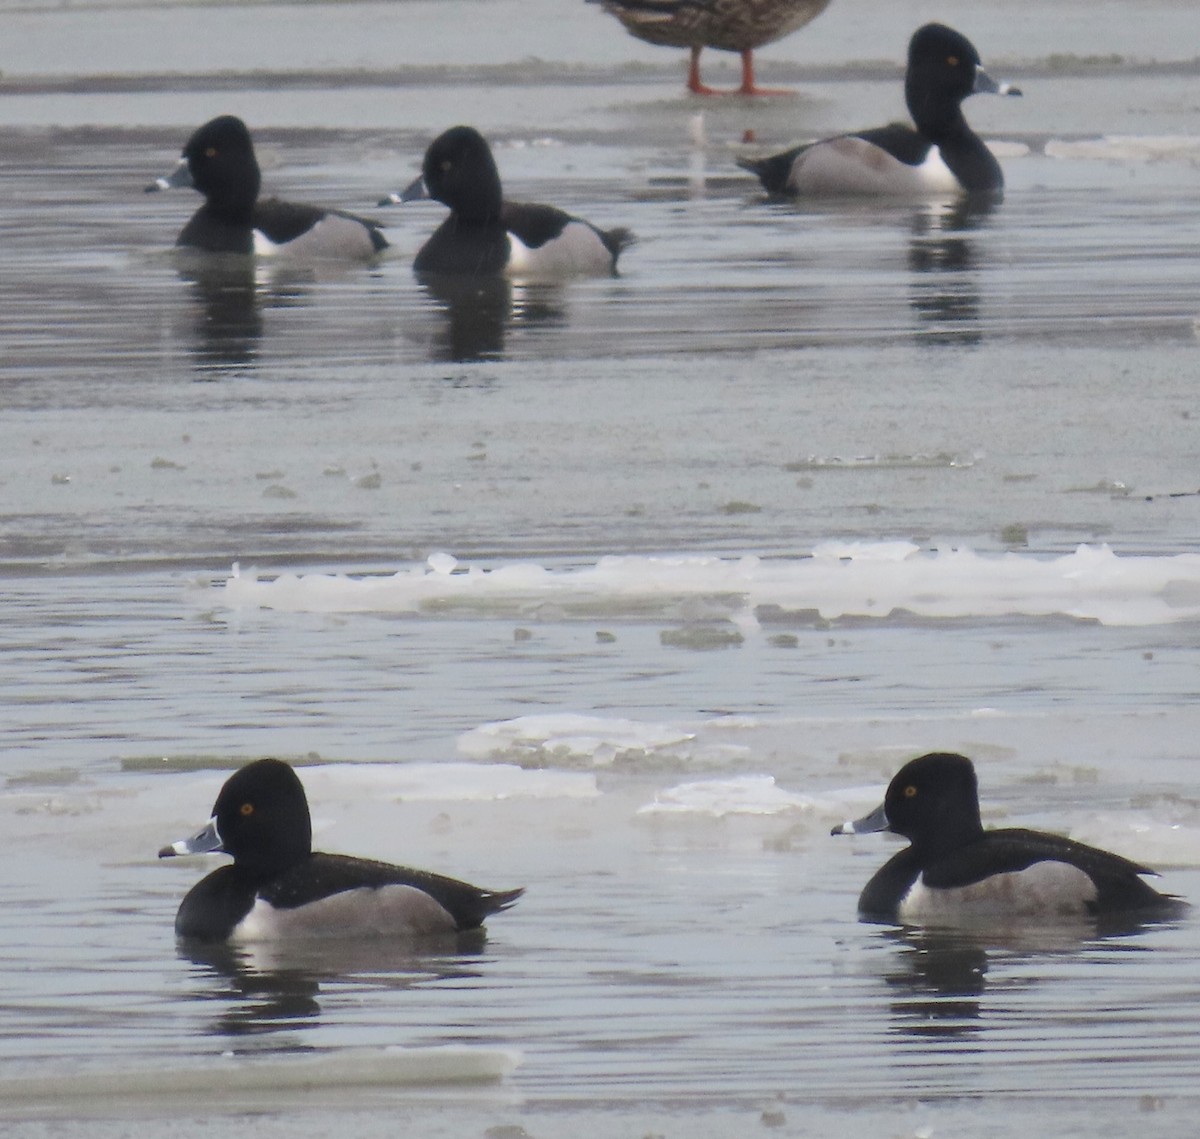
(263, 853), (524, 931)
(254, 198), (388, 252)
(924, 828), (1170, 912)
(739, 125), (934, 194)
(852, 123), (934, 167)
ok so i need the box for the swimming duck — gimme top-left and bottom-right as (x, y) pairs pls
(147, 116), (387, 258)
(833, 752), (1182, 923)
(159, 758), (523, 942)
(590, 0), (832, 96)
(739, 24), (1021, 196)
(381, 126), (632, 277)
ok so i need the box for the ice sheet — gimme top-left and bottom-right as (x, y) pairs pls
(220, 544), (1200, 627)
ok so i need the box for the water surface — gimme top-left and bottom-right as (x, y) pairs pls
(2, 0), (1200, 1135)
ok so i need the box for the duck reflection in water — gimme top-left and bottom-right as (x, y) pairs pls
(180, 933), (491, 1040)
(174, 253), (331, 378)
(881, 926), (989, 1039)
(174, 255), (264, 376)
(416, 273), (568, 363)
(907, 196), (996, 347)
(174, 254), (363, 378)
(879, 911), (1178, 1045)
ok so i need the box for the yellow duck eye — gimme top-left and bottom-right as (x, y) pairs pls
(206, 147), (218, 158)
(240, 802), (255, 816)
(947, 56), (959, 67)
(903, 785), (918, 799)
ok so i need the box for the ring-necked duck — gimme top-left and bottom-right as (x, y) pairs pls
(739, 24), (1021, 196)
(159, 758), (523, 942)
(833, 752), (1182, 923)
(146, 116), (387, 258)
(380, 126), (633, 278)
(589, 0), (831, 96)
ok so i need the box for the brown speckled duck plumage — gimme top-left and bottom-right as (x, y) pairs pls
(593, 0), (832, 95)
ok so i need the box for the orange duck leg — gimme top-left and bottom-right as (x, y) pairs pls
(687, 44), (795, 96)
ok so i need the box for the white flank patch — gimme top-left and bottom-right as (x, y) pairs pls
(898, 861), (1098, 921)
(505, 222), (611, 280)
(252, 229), (284, 256)
(254, 214), (380, 261)
(232, 885), (458, 942)
(789, 136), (960, 196)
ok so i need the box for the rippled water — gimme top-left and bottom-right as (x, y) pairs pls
(3, 0), (1200, 1134)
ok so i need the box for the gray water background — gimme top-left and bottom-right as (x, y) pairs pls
(2, 0), (1200, 1134)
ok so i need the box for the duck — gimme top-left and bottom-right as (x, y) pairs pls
(159, 758), (523, 942)
(739, 24), (1021, 196)
(146, 115), (387, 258)
(589, 0), (832, 96)
(380, 125), (632, 278)
(832, 752), (1183, 923)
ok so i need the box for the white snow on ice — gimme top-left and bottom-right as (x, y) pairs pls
(457, 712), (751, 767)
(218, 544), (1200, 627)
(638, 775), (817, 816)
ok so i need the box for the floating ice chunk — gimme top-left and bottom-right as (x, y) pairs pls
(1069, 813), (1200, 870)
(298, 761), (598, 803)
(427, 551), (458, 574)
(640, 776), (884, 819)
(638, 775), (816, 817)
(1045, 135), (1200, 162)
(786, 453), (972, 471)
(0, 1046), (520, 1106)
(988, 140), (1029, 158)
(219, 544), (1200, 627)
(459, 713), (697, 767)
(811, 540), (921, 561)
